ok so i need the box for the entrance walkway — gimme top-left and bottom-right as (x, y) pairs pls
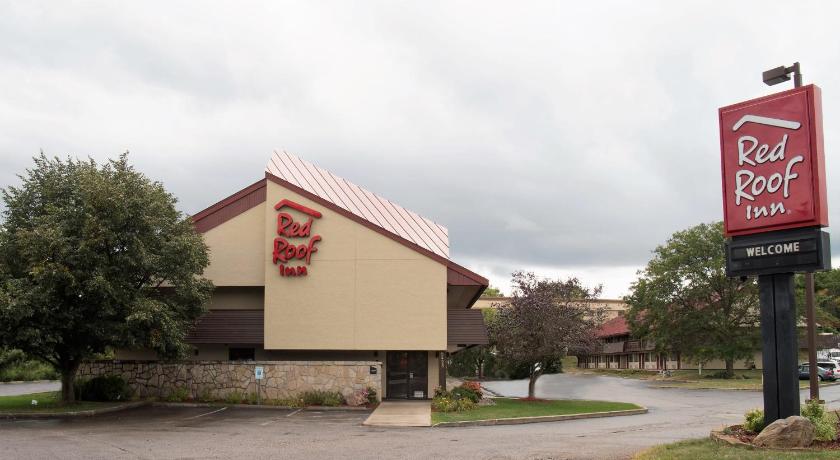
(362, 401), (431, 427)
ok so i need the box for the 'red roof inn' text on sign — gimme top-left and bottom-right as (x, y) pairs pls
(272, 199), (322, 277)
(719, 85), (828, 237)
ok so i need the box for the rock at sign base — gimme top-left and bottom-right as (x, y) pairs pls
(753, 416), (815, 448)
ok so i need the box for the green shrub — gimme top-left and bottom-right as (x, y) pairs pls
(743, 408), (765, 433)
(196, 388), (214, 402)
(451, 386), (480, 403)
(455, 397), (476, 411)
(78, 375), (134, 401)
(165, 387), (190, 402)
(225, 391), (245, 404)
(461, 381), (483, 399)
(432, 395), (476, 412)
(0, 354), (59, 382)
(301, 390), (344, 406)
(366, 386), (378, 404)
(432, 395), (456, 412)
(801, 400), (837, 441)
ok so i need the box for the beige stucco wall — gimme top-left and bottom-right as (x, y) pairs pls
(262, 180), (447, 351)
(201, 205), (265, 286)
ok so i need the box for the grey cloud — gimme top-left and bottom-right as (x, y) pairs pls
(2, 1), (839, 297)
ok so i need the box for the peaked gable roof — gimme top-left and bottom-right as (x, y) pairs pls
(191, 151), (488, 288)
(596, 316), (630, 338)
(266, 150), (449, 259)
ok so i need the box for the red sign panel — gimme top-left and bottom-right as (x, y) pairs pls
(272, 199), (322, 277)
(719, 85), (828, 237)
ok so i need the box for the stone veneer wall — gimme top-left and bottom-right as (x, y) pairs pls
(78, 360), (382, 402)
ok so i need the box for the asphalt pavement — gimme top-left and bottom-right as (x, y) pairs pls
(0, 381), (59, 397)
(2, 373), (838, 459)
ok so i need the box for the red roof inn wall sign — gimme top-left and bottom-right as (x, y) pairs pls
(720, 85), (831, 277)
(719, 85), (828, 237)
(272, 199), (322, 277)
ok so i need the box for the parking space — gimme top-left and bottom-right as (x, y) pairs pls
(8, 373), (840, 459)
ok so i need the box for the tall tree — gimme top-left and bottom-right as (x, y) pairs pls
(489, 271), (604, 398)
(483, 286), (504, 297)
(0, 154), (213, 402)
(626, 222), (759, 377)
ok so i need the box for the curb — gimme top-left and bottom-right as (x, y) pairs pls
(152, 402), (372, 412)
(0, 400), (150, 419)
(433, 406), (648, 427)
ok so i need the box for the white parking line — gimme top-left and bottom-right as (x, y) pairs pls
(183, 407), (227, 420)
(286, 408), (303, 417)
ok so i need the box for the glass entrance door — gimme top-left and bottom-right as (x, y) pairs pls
(386, 351), (428, 399)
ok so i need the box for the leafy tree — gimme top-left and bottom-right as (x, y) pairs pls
(0, 154), (213, 402)
(794, 269), (840, 332)
(483, 286), (504, 297)
(626, 222), (759, 377)
(489, 271), (604, 398)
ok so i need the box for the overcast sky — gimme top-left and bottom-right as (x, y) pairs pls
(2, 1), (839, 298)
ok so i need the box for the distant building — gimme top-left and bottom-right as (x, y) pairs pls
(576, 316), (680, 370)
(577, 316), (839, 371)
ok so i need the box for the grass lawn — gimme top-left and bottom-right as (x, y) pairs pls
(0, 391), (126, 413)
(432, 397), (641, 424)
(571, 368), (839, 391)
(634, 439), (839, 459)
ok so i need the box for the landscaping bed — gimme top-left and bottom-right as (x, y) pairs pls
(720, 424), (840, 450)
(432, 397), (642, 424)
(634, 439), (840, 459)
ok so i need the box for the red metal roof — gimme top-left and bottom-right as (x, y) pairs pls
(191, 152), (489, 290)
(266, 150), (450, 259)
(596, 316), (630, 338)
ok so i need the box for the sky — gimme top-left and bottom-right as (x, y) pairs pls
(1, 1), (839, 298)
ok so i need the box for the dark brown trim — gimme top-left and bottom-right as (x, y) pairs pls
(265, 172), (489, 288)
(447, 307), (489, 345)
(192, 179), (267, 233)
(186, 309), (264, 344)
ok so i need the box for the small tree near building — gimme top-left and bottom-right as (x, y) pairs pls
(626, 222), (760, 377)
(489, 271), (604, 399)
(0, 154), (213, 402)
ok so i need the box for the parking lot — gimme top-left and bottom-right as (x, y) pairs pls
(4, 373), (840, 459)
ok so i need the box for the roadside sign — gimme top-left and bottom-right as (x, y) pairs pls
(255, 366), (264, 380)
(719, 85), (828, 237)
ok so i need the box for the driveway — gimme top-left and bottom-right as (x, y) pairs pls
(0, 381), (60, 397)
(2, 373), (838, 459)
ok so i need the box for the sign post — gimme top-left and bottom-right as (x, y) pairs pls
(719, 79), (830, 424)
(255, 366), (264, 405)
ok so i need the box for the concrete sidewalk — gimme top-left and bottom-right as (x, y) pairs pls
(362, 401), (431, 427)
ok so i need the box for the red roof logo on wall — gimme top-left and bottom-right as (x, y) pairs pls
(272, 199), (322, 278)
(274, 199), (322, 218)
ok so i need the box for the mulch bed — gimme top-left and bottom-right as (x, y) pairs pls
(726, 424), (840, 450)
